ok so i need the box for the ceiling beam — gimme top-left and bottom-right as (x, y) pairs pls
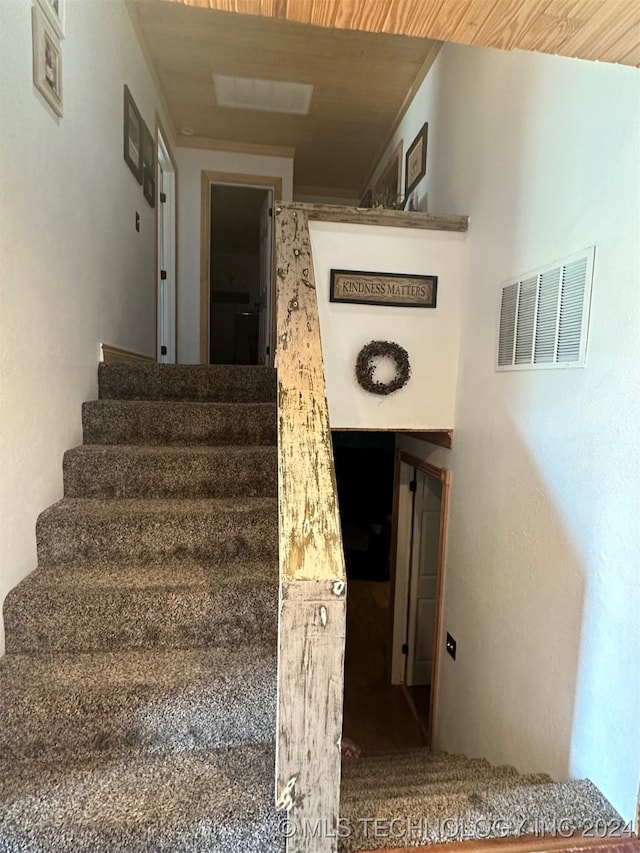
(156, 0), (640, 67)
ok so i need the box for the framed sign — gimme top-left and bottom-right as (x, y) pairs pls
(330, 269), (437, 309)
(405, 122), (428, 197)
(124, 85), (143, 184)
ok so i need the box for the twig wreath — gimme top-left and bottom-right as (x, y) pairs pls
(355, 340), (411, 396)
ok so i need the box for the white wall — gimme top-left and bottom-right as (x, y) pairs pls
(175, 147), (293, 363)
(0, 0), (171, 654)
(310, 221), (466, 429)
(388, 45), (640, 821)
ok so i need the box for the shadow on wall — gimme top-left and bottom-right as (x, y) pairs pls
(436, 401), (586, 787)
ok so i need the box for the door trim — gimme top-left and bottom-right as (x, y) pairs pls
(390, 449), (450, 748)
(155, 118), (178, 363)
(199, 170), (283, 365)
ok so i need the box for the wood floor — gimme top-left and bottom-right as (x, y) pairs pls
(342, 580), (423, 753)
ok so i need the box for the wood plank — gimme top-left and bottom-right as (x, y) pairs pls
(557, 1), (640, 60)
(279, 202), (469, 232)
(471, 0), (551, 51)
(274, 203), (347, 851)
(275, 206), (346, 582)
(276, 581), (346, 851)
(450, 0), (500, 45)
(515, 0), (607, 54)
(155, 0), (640, 65)
(399, 430), (454, 449)
(361, 834), (640, 853)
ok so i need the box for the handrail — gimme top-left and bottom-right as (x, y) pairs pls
(274, 203), (347, 852)
(273, 202), (469, 851)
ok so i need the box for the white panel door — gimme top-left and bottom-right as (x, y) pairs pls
(406, 470), (442, 686)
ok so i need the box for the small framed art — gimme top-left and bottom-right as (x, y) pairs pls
(32, 4), (63, 117)
(124, 86), (143, 184)
(405, 123), (428, 197)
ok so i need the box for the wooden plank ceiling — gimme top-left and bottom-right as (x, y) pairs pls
(131, 0), (639, 196)
(130, 0), (441, 196)
(157, 0), (640, 67)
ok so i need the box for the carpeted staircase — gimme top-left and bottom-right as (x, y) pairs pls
(0, 363), (285, 851)
(0, 363), (623, 852)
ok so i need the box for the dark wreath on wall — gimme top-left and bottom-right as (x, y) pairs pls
(355, 340), (411, 396)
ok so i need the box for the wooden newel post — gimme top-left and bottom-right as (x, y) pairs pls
(273, 204), (348, 853)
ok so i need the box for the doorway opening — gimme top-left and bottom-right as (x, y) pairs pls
(200, 172), (281, 366)
(333, 431), (423, 753)
(156, 126), (177, 363)
(391, 451), (449, 746)
(333, 435), (449, 754)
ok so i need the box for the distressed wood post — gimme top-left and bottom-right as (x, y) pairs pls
(274, 204), (347, 853)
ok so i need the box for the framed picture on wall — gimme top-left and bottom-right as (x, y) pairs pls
(141, 121), (155, 207)
(38, 0), (65, 38)
(32, 4), (63, 117)
(124, 85), (143, 184)
(405, 123), (428, 197)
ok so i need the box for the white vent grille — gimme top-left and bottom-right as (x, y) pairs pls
(497, 248), (594, 371)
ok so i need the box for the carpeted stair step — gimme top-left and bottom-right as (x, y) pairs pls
(83, 400), (277, 446)
(98, 362), (277, 403)
(0, 645), (277, 761)
(341, 769), (556, 808)
(338, 750), (622, 852)
(63, 445), (278, 499)
(3, 562), (278, 654)
(341, 759), (540, 798)
(0, 743), (285, 852)
(36, 497), (278, 567)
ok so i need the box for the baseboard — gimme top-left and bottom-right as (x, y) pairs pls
(100, 343), (156, 365)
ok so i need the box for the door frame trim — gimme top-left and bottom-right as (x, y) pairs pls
(390, 449), (450, 748)
(199, 170), (283, 365)
(155, 116), (179, 363)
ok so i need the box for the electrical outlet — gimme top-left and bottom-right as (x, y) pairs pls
(446, 632), (457, 660)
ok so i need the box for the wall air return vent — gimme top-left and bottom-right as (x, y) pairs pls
(497, 247), (595, 371)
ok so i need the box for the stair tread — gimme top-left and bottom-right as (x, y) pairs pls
(40, 496), (278, 516)
(0, 644), (277, 690)
(98, 362), (278, 404)
(0, 744), (284, 852)
(0, 645), (278, 760)
(68, 444), (279, 456)
(87, 400), (277, 410)
(82, 399), (277, 447)
(338, 777), (620, 852)
(8, 560), (278, 590)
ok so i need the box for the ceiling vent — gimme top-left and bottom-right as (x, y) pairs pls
(213, 75), (313, 115)
(497, 247), (595, 371)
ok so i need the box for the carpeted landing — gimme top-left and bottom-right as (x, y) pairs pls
(0, 363), (622, 852)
